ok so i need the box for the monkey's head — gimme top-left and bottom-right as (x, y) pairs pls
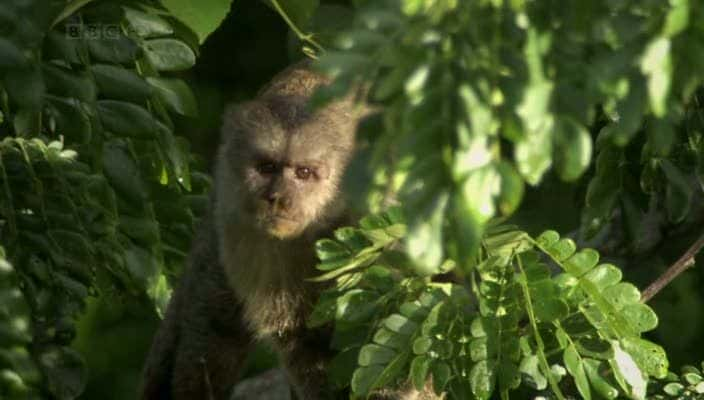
(215, 66), (360, 240)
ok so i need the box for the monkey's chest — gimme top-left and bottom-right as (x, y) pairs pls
(223, 246), (318, 338)
(241, 287), (311, 338)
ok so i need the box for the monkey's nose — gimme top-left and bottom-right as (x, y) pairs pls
(266, 193), (292, 211)
(265, 192), (279, 204)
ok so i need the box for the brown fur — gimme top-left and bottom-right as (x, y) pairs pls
(140, 63), (441, 400)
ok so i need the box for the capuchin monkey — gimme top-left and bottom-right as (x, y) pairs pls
(140, 63), (442, 400)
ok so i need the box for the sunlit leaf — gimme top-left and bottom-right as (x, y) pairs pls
(640, 37), (671, 118)
(161, 0), (232, 43)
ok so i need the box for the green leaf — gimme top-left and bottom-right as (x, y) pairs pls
(484, 230), (532, 258)
(358, 344), (396, 366)
(92, 64), (153, 102)
(383, 314), (418, 336)
(514, 128), (552, 185)
(583, 359), (619, 399)
(45, 95), (92, 143)
(97, 100), (160, 138)
(360, 213), (389, 230)
(610, 341), (647, 400)
(452, 191), (483, 272)
(519, 355), (547, 390)
(42, 63), (96, 102)
(399, 301), (428, 321)
(603, 283), (641, 309)
(373, 328), (408, 350)
(532, 297), (568, 322)
(351, 365), (384, 395)
(495, 162), (524, 215)
(336, 289), (378, 323)
(583, 146), (622, 237)
(413, 337), (432, 355)
(660, 159), (693, 223)
(163, 132), (192, 190)
(545, 238), (576, 262)
(421, 302), (446, 336)
(144, 38), (196, 72)
(310, 252), (375, 281)
(600, 79), (646, 146)
(307, 291), (337, 328)
(161, 0), (232, 43)
(148, 274), (172, 317)
(431, 361), (451, 394)
(86, 34), (140, 64)
(460, 165), (502, 223)
(515, 29), (554, 184)
(620, 303), (658, 333)
(553, 118), (592, 181)
(315, 239), (350, 261)
(663, 382), (685, 396)
(564, 343), (592, 400)
(410, 355), (431, 390)
(369, 350), (411, 392)
(333, 227), (371, 251)
(535, 230), (559, 248)
(576, 338), (613, 360)
(407, 192), (448, 275)
(663, 0), (689, 37)
(640, 37), (671, 118)
(563, 249), (599, 277)
(470, 360), (496, 400)
(328, 348), (360, 388)
(146, 77), (198, 117)
(123, 243), (159, 288)
(583, 264), (622, 290)
(620, 337), (668, 378)
(102, 140), (148, 204)
(123, 7), (174, 38)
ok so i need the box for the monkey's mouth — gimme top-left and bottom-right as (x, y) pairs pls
(259, 214), (303, 239)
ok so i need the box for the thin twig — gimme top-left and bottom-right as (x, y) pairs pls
(641, 232), (704, 303)
(269, 0), (324, 53)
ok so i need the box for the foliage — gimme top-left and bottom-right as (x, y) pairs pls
(300, 0), (704, 398)
(309, 209), (669, 399)
(0, 0), (224, 397)
(313, 0), (704, 272)
(650, 364), (704, 400)
(0, 246), (40, 398)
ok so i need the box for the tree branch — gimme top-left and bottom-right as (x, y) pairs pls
(641, 232), (704, 303)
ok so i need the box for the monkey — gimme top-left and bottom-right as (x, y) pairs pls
(140, 62), (443, 400)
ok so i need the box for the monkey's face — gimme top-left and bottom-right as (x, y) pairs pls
(219, 96), (355, 240)
(243, 154), (332, 239)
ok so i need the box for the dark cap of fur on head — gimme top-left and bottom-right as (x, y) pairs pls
(220, 61), (359, 158)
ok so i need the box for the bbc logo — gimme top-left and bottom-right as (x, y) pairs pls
(65, 24), (123, 40)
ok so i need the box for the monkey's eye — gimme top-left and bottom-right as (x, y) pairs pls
(257, 162), (277, 174)
(295, 166), (312, 180)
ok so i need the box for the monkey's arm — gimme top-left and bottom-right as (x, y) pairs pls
(140, 220), (255, 400)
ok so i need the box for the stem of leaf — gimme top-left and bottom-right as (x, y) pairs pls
(269, 0), (324, 53)
(641, 232), (704, 303)
(516, 254), (566, 400)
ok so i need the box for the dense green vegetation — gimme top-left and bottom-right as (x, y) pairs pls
(0, 0), (703, 399)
